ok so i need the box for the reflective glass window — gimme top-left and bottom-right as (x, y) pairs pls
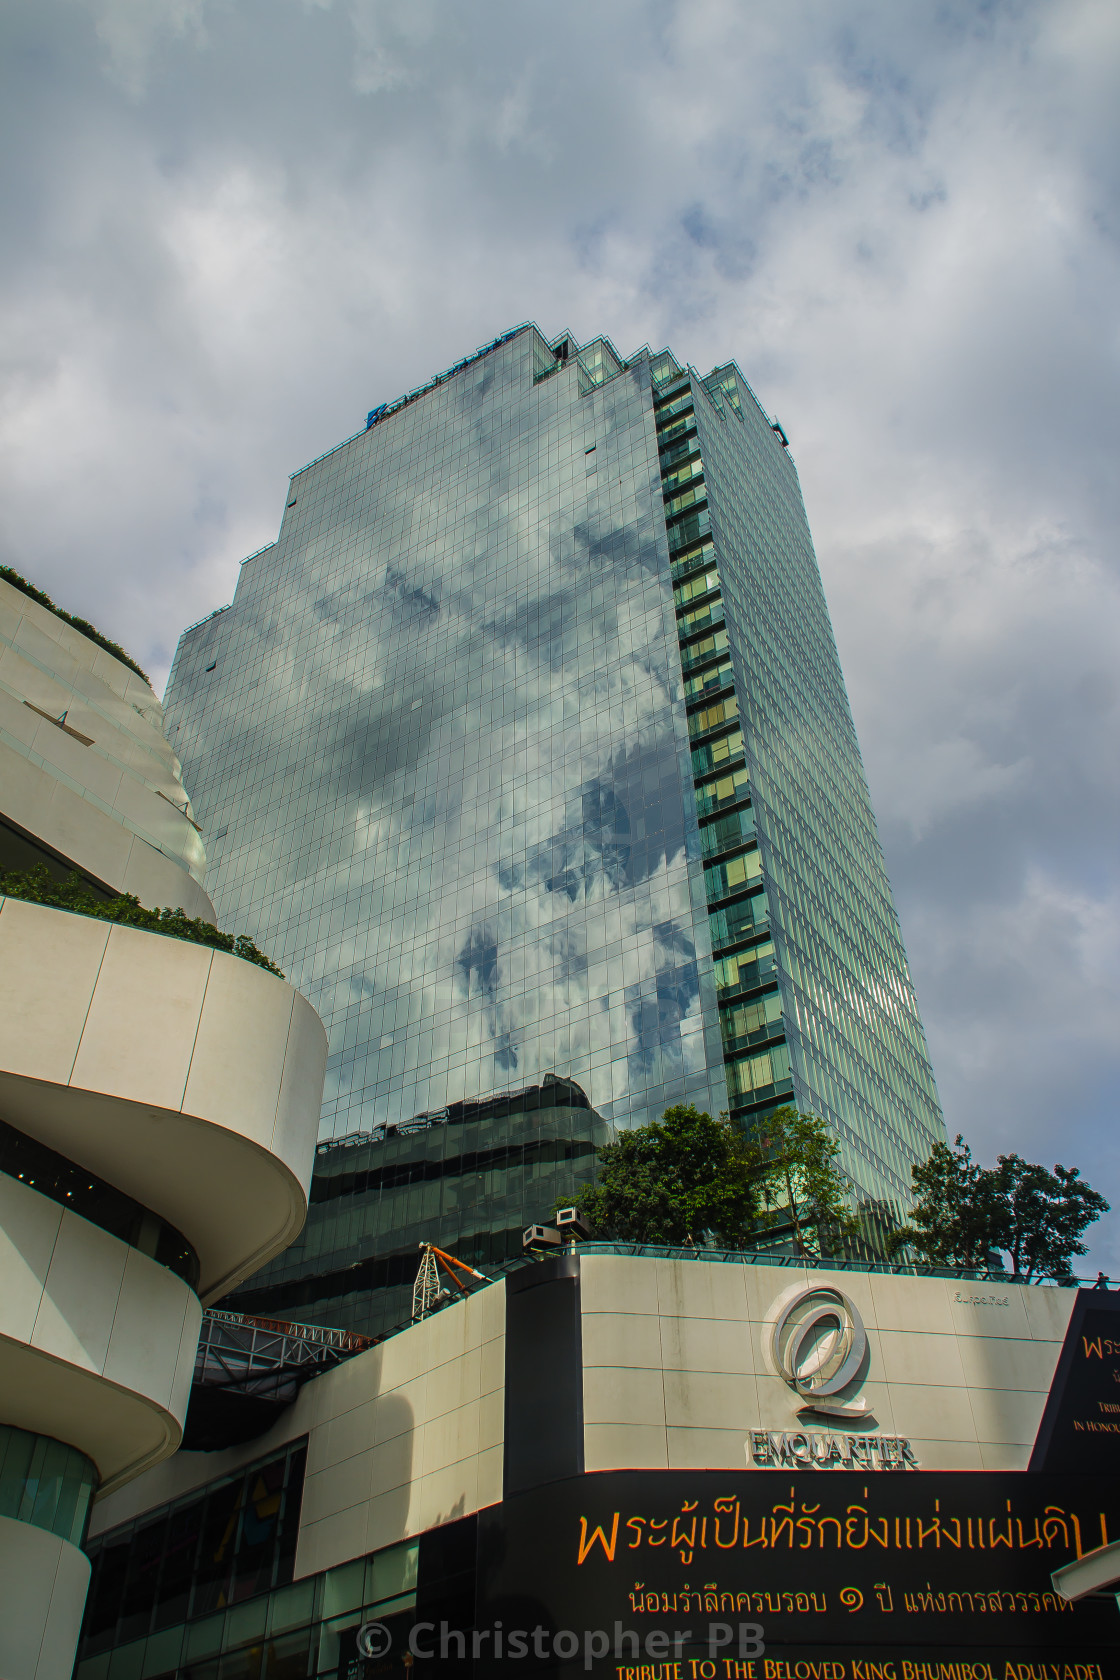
(0, 1425), (96, 1547)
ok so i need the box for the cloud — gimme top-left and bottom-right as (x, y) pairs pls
(2, 0), (1118, 1262)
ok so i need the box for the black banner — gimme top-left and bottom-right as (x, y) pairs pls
(1030, 1290), (1120, 1474)
(474, 1469), (1119, 1676)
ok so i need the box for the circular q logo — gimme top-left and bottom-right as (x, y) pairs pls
(768, 1283), (868, 1410)
(356, 1622), (392, 1660)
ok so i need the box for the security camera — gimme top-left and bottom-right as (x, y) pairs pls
(523, 1224), (563, 1253)
(555, 1207), (593, 1240)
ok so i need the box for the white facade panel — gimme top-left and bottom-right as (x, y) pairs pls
(0, 1516), (91, 1680)
(0, 1175), (201, 1490)
(0, 899), (328, 1300)
(581, 1255), (1074, 1474)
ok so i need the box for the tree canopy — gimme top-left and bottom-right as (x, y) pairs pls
(566, 1101), (857, 1253)
(565, 1104), (761, 1247)
(892, 1134), (1109, 1282)
(564, 1105), (1109, 1282)
(747, 1104), (857, 1258)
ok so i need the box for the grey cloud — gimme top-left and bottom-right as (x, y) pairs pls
(498, 778), (635, 901)
(627, 922), (701, 1073)
(482, 590), (577, 667)
(456, 925), (500, 1001)
(566, 514), (666, 579)
(498, 746), (687, 901)
(382, 565), (441, 623)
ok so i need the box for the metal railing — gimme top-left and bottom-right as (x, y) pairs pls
(179, 604), (231, 637)
(198, 1244), (1099, 1405)
(528, 1241), (1090, 1289)
(192, 1309), (373, 1407)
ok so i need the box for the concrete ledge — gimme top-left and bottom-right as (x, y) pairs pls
(0, 898), (326, 1300)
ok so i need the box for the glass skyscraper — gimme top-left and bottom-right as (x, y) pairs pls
(165, 324), (944, 1236)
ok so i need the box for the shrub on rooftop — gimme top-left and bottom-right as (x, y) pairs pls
(1, 565), (151, 686)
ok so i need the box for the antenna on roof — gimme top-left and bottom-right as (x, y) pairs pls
(411, 1243), (487, 1322)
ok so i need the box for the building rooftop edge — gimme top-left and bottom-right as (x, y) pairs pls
(175, 326), (785, 650)
(302, 1239), (1088, 1365)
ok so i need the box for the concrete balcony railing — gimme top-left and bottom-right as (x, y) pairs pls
(0, 1173), (201, 1495)
(0, 896), (327, 1302)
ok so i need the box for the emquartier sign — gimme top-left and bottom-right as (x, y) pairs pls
(748, 1432), (920, 1470)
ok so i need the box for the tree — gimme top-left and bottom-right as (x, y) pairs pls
(892, 1135), (1109, 1282)
(748, 1106), (858, 1258)
(565, 1104), (761, 1248)
(889, 1136), (999, 1270)
(989, 1155), (1109, 1284)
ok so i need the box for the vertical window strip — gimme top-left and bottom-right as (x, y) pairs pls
(655, 385), (786, 1110)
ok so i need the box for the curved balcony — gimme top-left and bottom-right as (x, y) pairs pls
(0, 737), (217, 921)
(0, 1177), (200, 1494)
(1, 575), (215, 919)
(0, 896), (327, 1304)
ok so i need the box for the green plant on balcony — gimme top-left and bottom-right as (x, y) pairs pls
(0, 864), (283, 976)
(1, 565), (151, 685)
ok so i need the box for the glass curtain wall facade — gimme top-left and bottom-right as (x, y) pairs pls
(643, 349), (946, 1212)
(165, 327), (726, 1151)
(225, 1076), (611, 1338)
(0, 1425), (96, 1550)
(165, 324), (943, 1220)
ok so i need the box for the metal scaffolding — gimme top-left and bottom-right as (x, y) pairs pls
(192, 1309), (372, 1404)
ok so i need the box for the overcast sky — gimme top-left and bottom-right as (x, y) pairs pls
(3, 0), (1118, 1270)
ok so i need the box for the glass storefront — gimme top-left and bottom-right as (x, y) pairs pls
(79, 1441), (309, 1674)
(77, 1446), (474, 1680)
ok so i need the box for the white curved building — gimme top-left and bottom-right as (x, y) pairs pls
(0, 576), (327, 1680)
(0, 573), (212, 918)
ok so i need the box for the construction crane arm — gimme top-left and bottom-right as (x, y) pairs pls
(429, 1245), (487, 1283)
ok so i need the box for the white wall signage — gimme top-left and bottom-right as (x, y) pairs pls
(748, 1428), (919, 1469)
